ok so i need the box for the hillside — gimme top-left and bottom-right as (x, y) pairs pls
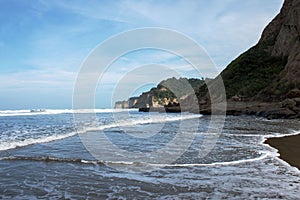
(117, 0), (300, 118)
(192, 0), (300, 119)
(219, 0), (300, 100)
(115, 77), (205, 110)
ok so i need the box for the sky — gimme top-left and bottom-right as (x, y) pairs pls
(0, 0), (284, 109)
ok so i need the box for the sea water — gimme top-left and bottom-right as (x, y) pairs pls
(0, 109), (300, 199)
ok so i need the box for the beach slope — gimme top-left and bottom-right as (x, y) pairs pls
(266, 135), (300, 170)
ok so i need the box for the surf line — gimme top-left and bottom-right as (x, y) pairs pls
(0, 153), (269, 168)
(261, 130), (300, 173)
(0, 114), (202, 151)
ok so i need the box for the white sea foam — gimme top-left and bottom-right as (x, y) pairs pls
(264, 130), (300, 140)
(147, 153), (270, 167)
(0, 113), (201, 151)
(260, 130), (300, 150)
(260, 130), (300, 173)
(0, 131), (78, 151)
(0, 109), (137, 117)
(97, 152), (270, 168)
(79, 114), (202, 133)
(0, 152), (269, 168)
(222, 133), (264, 137)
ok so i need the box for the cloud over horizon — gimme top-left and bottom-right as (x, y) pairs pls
(0, 0), (284, 109)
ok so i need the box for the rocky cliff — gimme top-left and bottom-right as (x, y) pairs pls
(219, 0), (300, 100)
(194, 0), (300, 118)
(115, 97), (139, 109)
(115, 100), (129, 109)
(115, 77), (205, 111)
(116, 0), (300, 118)
(259, 0), (300, 97)
(260, 0), (300, 59)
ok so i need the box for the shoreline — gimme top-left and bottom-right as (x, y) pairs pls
(265, 133), (300, 170)
(136, 100), (300, 119)
(199, 100), (300, 119)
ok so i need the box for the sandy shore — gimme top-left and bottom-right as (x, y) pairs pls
(266, 134), (300, 170)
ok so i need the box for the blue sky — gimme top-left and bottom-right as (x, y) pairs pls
(0, 0), (284, 109)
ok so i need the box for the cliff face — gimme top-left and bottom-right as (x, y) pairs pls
(115, 78), (205, 110)
(218, 0), (300, 100)
(115, 97), (139, 109)
(193, 0), (300, 118)
(259, 0), (300, 83)
(115, 100), (129, 109)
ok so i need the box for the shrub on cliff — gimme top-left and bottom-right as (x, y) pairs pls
(220, 41), (287, 98)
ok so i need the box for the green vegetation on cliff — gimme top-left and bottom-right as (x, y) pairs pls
(149, 77), (205, 103)
(115, 77), (205, 108)
(158, 77), (204, 96)
(220, 41), (288, 98)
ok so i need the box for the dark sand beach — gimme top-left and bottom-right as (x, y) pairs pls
(266, 134), (300, 170)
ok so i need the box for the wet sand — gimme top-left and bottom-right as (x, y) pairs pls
(266, 134), (300, 170)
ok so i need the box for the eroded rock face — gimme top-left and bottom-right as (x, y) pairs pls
(260, 0), (300, 83)
(281, 98), (296, 109)
(286, 88), (300, 98)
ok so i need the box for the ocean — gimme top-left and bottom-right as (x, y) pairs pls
(0, 109), (300, 199)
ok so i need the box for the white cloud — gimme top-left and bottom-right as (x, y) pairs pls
(0, 68), (76, 90)
(0, 0), (285, 108)
(28, 0), (284, 73)
(37, 0), (130, 24)
(118, 0), (283, 69)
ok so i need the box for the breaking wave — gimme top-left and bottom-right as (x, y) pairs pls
(0, 113), (201, 151)
(0, 109), (137, 117)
